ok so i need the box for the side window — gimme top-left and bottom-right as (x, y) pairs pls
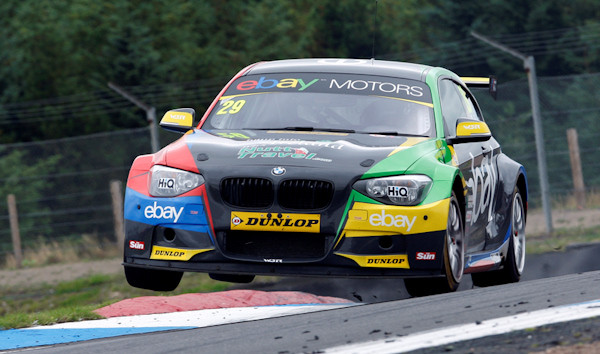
(456, 85), (482, 122)
(439, 79), (467, 137)
(439, 79), (482, 137)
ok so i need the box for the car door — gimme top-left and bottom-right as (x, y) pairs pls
(439, 78), (500, 252)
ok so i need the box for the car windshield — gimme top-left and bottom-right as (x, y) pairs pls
(203, 73), (435, 137)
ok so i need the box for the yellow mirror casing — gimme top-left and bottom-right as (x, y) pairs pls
(160, 108), (196, 133)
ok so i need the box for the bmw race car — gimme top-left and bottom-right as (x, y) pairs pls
(123, 58), (527, 296)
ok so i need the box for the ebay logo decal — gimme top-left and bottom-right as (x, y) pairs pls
(236, 77), (319, 91)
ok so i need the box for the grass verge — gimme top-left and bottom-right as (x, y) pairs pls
(0, 271), (230, 330)
(526, 224), (600, 254)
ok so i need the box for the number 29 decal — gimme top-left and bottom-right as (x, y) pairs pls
(217, 99), (246, 115)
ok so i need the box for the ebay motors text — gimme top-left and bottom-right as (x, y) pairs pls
(234, 76), (424, 97)
(369, 210), (417, 232)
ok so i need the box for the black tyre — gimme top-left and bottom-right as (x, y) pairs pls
(124, 266), (183, 291)
(405, 191), (464, 297)
(209, 273), (255, 283)
(472, 186), (526, 287)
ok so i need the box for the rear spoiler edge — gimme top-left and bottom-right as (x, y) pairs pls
(460, 76), (498, 100)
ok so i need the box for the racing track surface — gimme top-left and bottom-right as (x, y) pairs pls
(25, 244), (600, 354)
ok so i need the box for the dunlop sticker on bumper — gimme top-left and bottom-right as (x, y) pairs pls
(231, 211), (320, 233)
(336, 253), (410, 269)
(150, 246), (212, 261)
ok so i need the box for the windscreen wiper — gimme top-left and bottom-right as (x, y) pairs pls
(280, 126), (356, 133)
(244, 126), (356, 133)
(363, 131), (429, 137)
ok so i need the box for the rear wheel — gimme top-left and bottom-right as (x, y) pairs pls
(124, 266), (183, 291)
(405, 192), (464, 297)
(472, 186), (526, 287)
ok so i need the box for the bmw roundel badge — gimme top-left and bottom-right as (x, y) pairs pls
(271, 166), (286, 176)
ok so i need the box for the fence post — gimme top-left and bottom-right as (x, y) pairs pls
(7, 194), (23, 268)
(567, 128), (585, 209)
(110, 180), (125, 252)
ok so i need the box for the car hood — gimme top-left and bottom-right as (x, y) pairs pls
(162, 129), (433, 177)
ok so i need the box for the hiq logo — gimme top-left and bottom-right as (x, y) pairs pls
(236, 77), (319, 91)
(158, 177), (175, 189)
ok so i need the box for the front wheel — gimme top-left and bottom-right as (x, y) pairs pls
(124, 266), (183, 291)
(405, 192), (464, 297)
(472, 186), (526, 287)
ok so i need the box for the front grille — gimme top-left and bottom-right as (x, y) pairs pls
(279, 179), (334, 209)
(220, 178), (273, 208)
(224, 231), (329, 260)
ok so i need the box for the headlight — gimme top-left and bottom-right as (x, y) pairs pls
(353, 175), (432, 206)
(149, 165), (204, 197)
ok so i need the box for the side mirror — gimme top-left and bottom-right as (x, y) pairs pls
(159, 108), (195, 133)
(447, 120), (492, 144)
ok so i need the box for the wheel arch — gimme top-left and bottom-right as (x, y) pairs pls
(516, 168), (528, 221)
(452, 175), (467, 226)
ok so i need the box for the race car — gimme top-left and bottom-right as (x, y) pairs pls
(123, 58), (527, 296)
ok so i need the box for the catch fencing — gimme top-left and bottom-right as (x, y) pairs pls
(1, 72), (600, 263)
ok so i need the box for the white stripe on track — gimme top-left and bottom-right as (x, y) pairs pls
(324, 299), (600, 354)
(29, 303), (352, 330)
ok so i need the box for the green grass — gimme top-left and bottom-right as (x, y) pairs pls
(526, 224), (600, 254)
(0, 272), (230, 330)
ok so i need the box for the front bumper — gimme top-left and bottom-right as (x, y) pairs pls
(124, 185), (450, 278)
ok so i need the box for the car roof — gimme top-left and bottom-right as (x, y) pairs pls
(244, 58), (433, 82)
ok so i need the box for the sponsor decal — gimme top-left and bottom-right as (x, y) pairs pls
(367, 258), (405, 265)
(129, 240), (145, 250)
(342, 200), (449, 236)
(387, 186), (409, 198)
(317, 59), (368, 65)
(243, 139), (344, 150)
(216, 132), (250, 139)
(263, 258), (283, 263)
(230, 212), (320, 233)
(335, 253), (410, 269)
(456, 121), (491, 136)
(150, 246), (212, 261)
(330, 79), (423, 97)
(157, 178), (175, 190)
(348, 210), (367, 222)
(168, 114), (187, 120)
(369, 210), (417, 232)
(465, 149), (497, 225)
(161, 111), (193, 127)
(236, 77), (319, 92)
(144, 202), (183, 223)
(226, 73), (431, 102)
(237, 146), (332, 162)
(154, 249), (184, 257)
(416, 252), (436, 260)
